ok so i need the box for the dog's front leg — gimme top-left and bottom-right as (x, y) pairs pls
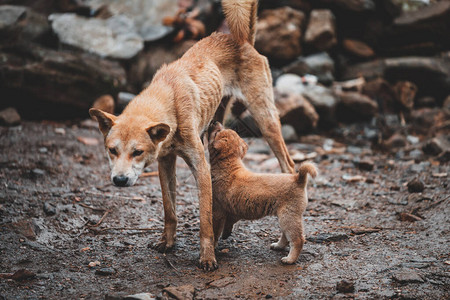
(182, 141), (217, 271)
(154, 154), (177, 252)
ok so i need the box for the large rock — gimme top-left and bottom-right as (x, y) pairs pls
(302, 85), (339, 127)
(379, 1), (450, 55)
(49, 13), (144, 59)
(84, 0), (178, 40)
(0, 5), (49, 42)
(274, 89), (319, 134)
(317, 0), (375, 12)
(128, 40), (196, 90)
(341, 56), (450, 103)
(255, 7), (305, 61)
(336, 91), (378, 122)
(0, 43), (126, 119)
(275, 74), (307, 95)
(283, 52), (335, 85)
(304, 9), (337, 51)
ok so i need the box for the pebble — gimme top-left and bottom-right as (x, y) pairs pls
(11, 269), (36, 281)
(0, 107), (21, 126)
(163, 285), (195, 300)
(209, 277), (235, 288)
(356, 158), (374, 171)
(88, 261), (100, 268)
(54, 128), (66, 135)
(122, 293), (156, 300)
(31, 168), (45, 178)
(95, 267), (116, 276)
(407, 178), (424, 193)
(43, 202), (56, 216)
(392, 269), (424, 283)
(336, 280), (355, 293)
(399, 212), (423, 222)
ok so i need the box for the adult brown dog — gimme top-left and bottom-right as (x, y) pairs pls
(89, 0), (295, 271)
(208, 122), (317, 264)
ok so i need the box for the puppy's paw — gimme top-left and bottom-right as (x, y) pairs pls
(281, 256), (296, 265)
(199, 257), (218, 272)
(270, 242), (286, 251)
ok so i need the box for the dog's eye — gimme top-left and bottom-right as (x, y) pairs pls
(132, 150), (144, 157)
(109, 147), (118, 155)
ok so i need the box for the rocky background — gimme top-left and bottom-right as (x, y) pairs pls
(0, 0), (449, 299)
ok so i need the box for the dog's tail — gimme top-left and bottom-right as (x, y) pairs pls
(222, 0), (258, 45)
(297, 162), (318, 185)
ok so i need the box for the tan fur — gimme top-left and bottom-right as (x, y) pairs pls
(89, 0), (294, 271)
(222, 0), (258, 45)
(208, 123), (317, 264)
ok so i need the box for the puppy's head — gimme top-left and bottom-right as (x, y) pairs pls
(90, 108), (170, 187)
(208, 122), (248, 161)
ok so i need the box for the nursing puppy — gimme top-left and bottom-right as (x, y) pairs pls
(208, 122), (317, 264)
(89, 0), (295, 271)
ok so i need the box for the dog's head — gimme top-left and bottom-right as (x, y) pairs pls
(90, 108), (170, 187)
(208, 122), (248, 161)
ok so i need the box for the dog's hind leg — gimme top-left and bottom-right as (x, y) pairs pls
(270, 232), (288, 251)
(244, 89), (295, 173)
(221, 217), (236, 239)
(154, 154), (178, 252)
(278, 213), (305, 264)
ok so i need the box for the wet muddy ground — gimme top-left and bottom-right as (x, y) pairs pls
(0, 121), (448, 299)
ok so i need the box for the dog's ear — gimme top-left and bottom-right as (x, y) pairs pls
(89, 108), (117, 137)
(239, 139), (248, 158)
(147, 123), (170, 144)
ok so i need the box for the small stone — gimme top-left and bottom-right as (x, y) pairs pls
(95, 267), (116, 276)
(384, 133), (407, 150)
(342, 174), (366, 183)
(123, 293), (156, 300)
(336, 280), (355, 293)
(54, 128), (66, 135)
(407, 178), (424, 193)
(88, 261), (100, 268)
(265, 295), (273, 299)
(38, 147), (48, 154)
(43, 202), (56, 216)
(77, 136), (99, 146)
(399, 212), (423, 222)
(342, 39), (375, 58)
(307, 233), (348, 243)
(92, 94), (115, 115)
(31, 168), (45, 178)
(11, 269), (36, 281)
(392, 269), (424, 283)
(0, 107), (21, 126)
(422, 137), (448, 156)
(163, 285), (195, 300)
(356, 159), (375, 171)
(209, 277), (236, 288)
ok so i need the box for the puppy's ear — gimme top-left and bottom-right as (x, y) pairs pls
(147, 123), (170, 144)
(89, 108), (117, 137)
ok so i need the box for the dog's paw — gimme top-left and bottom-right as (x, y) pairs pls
(199, 257), (218, 272)
(270, 242), (286, 251)
(151, 240), (174, 253)
(281, 256), (296, 265)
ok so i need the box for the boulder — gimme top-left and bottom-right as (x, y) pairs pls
(255, 7), (305, 61)
(304, 9), (337, 51)
(128, 40), (196, 91)
(0, 5), (49, 43)
(336, 91), (378, 123)
(341, 56), (450, 102)
(275, 74), (307, 95)
(274, 89), (319, 134)
(302, 85), (339, 127)
(317, 0), (376, 12)
(380, 1), (450, 55)
(0, 43), (126, 119)
(49, 13), (144, 59)
(283, 52), (335, 85)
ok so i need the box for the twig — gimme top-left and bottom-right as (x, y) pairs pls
(141, 171), (159, 177)
(88, 210), (110, 228)
(78, 203), (105, 212)
(163, 254), (179, 273)
(99, 227), (159, 232)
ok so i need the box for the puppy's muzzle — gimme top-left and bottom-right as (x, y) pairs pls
(113, 175), (129, 187)
(208, 121), (224, 142)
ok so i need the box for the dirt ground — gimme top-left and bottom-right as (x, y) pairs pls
(0, 120), (448, 299)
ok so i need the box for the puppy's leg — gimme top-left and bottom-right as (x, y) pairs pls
(270, 233), (288, 251)
(221, 217), (236, 239)
(213, 213), (225, 248)
(155, 154), (178, 252)
(182, 138), (217, 271)
(279, 213), (305, 264)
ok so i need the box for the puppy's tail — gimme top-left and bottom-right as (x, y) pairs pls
(297, 162), (318, 185)
(222, 0), (258, 45)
